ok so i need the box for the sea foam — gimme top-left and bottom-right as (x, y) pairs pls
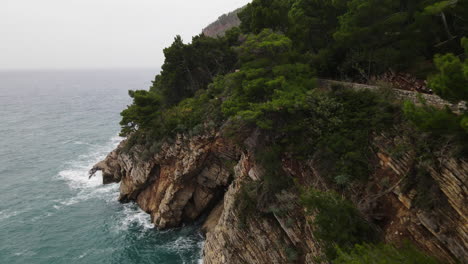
(58, 135), (122, 190)
(56, 135), (154, 230)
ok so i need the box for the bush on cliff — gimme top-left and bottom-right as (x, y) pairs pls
(403, 37), (468, 157)
(301, 189), (377, 259)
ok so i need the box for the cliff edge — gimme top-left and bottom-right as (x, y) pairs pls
(91, 83), (467, 263)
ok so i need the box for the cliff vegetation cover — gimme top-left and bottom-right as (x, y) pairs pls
(119, 0), (467, 262)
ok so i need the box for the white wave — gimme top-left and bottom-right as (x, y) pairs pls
(52, 184), (119, 210)
(197, 240), (205, 264)
(55, 134), (158, 231)
(59, 168), (102, 189)
(72, 141), (96, 146)
(77, 252), (88, 259)
(161, 235), (202, 253)
(114, 205), (154, 232)
(53, 135), (122, 213)
(58, 135), (122, 190)
(30, 212), (54, 223)
(172, 237), (198, 251)
(0, 209), (19, 221)
(13, 249), (36, 257)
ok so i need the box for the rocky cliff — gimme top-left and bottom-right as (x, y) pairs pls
(92, 131), (467, 263)
(92, 129), (240, 229)
(202, 8), (242, 38)
(91, 85), (467, 264)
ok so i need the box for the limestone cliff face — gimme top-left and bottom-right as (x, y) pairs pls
(201, 133), (468, 263)
(202, 8), (242, 38)
(93, 128), (467, 263)
(203, 152), (324, 264)
(371, 135), (468, 263)
(92, 130), (240, 229)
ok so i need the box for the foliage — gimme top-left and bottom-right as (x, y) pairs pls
(403, 38), (468, 157)
(238, 0), (293, 34)
(222, 29), (315, 130)
(153, 34), (237, 106)
(288, 0), (347, 52)
(394, 118), (456, 210)
(119, 90), (162, 136)
(403, 102), (464, 137)
(236, 180), (260, 229)
(309, 89), (398, 183)
(115, 3), (467, 262)
(265, 88), (399, 185)
(334, 242), (442, 264)
(120, 33), (237, 138)
(404, 165), (445, 210)
(239, 0), (468, 79)
(285, 246), (299, 262)
(301, 189), (377, 259)
(428, 37), (468, 103)
(255, 145), (291, 198)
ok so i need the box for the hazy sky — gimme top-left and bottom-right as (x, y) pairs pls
(0, 0), (250, 70)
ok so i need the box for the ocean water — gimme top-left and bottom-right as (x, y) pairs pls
(0, 69), (203, 264)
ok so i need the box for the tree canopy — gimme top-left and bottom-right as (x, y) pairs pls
(117, 1), (467, 262)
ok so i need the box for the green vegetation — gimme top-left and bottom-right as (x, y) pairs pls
(236, 180), (259, 229)
(398, 38), (467, 211)
(120, 33), (237, 139)
(117, 0), (467, 262)
(403, 37), (468, 158)
(238, 0), (468, 79)
(121, 0), (467, 152)
(334, 242), (442, 264)
(429, 37), (468, 103)
(255, 146), (291, 196)
(301, 189), (377, 258)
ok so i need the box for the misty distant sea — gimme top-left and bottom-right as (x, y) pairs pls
(0, 69), (203, 264)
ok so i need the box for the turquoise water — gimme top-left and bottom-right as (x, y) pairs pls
(0, 70), (203, 264)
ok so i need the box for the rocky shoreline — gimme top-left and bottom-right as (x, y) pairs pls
(91, 121), (467, 263)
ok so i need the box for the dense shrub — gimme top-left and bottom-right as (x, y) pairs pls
(236, 180), (260, 229)
(239, 0), (468, 79)
(301, 189), (377, 259)
(403, 38), (468, 158)
(255, 146), (291, 198)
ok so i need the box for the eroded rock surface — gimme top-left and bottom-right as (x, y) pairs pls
(93, 131), (240, 229)
(93, 128), (467, 263)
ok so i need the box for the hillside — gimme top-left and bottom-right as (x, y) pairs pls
(202, 7), (242, 37)
(93, 1), (468, 263)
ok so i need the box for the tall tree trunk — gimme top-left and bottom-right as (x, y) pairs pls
(440, 11), (454, 40)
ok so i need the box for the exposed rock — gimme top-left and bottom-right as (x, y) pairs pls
(89, 142), (125, 184)
(202, 8), (242, 38)
(93, 131), (240, 229)
(202, 152), (329, 264)
(94, 108), (467, 263)
(317, 79), (467, 113)
(201, 200), (224, 234)
(203, 132), (467, 263)
(372, 139), (468, 263)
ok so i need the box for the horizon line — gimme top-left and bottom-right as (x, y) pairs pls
(0, 66), (162, 72)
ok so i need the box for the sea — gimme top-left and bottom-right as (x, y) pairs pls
(0, 69), (203, 264)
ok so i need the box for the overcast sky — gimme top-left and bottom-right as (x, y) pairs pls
(0, 0), (250, 70)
